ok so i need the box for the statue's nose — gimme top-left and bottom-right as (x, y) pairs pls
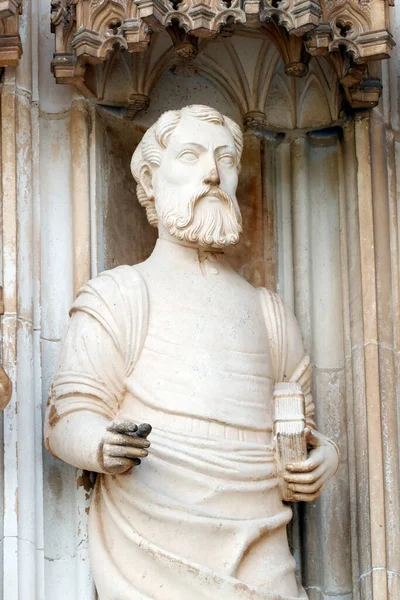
(203, 168), (220, 186)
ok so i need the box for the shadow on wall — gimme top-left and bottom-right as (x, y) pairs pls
(96, 106), (158, 271)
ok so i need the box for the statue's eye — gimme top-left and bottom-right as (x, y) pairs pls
(178, 150), (198, 162)
(218, 154), (235, 166)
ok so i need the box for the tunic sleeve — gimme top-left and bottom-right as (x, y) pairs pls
(46, 265), (149, 427)
(282, 303), (316, 429)
(258, 287), (316, 429)
(50, 310), (125, 421)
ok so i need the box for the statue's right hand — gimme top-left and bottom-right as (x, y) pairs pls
(101, 420), (152, 474)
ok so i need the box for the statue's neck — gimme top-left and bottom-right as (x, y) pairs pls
(148, 236), (228, 277)
(157, 224), (224, 252)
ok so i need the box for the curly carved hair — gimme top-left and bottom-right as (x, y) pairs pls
(130, 105), (243, 228)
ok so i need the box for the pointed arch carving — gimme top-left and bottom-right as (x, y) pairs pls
(264, 70), (296, 129)
(195, 52), (250, 114)
(194, 36), (340, 129)
(254, 42), (282, 111)
(297, 71), (332, 127)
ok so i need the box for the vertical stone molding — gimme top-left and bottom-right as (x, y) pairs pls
(70, 99), (94, 596)
(354, 113), (387, 599)
(1, 67), (19, 597)
(70, 100), (91, 295)
(0, 4), (43, 592)
(338, 111), (400, 600)
(369, 111), (400, 600)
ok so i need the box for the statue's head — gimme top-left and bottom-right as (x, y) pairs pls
(131, 105), (243, 248)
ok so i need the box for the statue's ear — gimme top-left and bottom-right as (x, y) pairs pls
(140, 163), (154, 200)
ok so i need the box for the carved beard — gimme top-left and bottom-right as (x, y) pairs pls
(158, 185), (242, 248)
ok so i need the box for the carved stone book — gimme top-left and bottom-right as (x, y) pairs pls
(273, 381), (307, 502)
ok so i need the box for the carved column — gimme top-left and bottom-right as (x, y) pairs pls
(291, 134), (312, 349)
(303, 129), (352, 600)
(70, 100), (91, 296)
(276, 129), (353, 598)
(276, 138), (294, 306)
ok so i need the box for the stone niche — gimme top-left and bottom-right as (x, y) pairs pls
(73, 30), (349, 597)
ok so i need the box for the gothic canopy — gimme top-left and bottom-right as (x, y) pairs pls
(3, 0), (390, 115)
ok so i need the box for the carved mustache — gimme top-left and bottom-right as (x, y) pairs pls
(197, 185), (232, 204)
(174, 184), (239, 229)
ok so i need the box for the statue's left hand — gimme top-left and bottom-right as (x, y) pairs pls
(0, 365), (12, 410)
(283, 428), (339, 502)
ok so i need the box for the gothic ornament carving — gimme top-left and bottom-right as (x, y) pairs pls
(50, 0), (151, 83)
(262, 22), (311, 77)
(0, 1), (22, 67)
(136, 0), (246, 37)
(306, 0), (395, 62)
(338, 61), (383, 108)
(259, 0), (322, 36)
(50, 0), (395, 111)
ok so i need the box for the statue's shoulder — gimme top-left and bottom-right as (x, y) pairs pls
(90, 263), (143, 284)
(72, 264), (148, 319)
(78, 264), (145, 297)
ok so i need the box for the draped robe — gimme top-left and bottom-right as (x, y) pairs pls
(46, 240), (315, 600)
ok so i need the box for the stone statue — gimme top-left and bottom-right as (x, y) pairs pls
(44, 105), (339, 600)
(0, 365), (12, 410)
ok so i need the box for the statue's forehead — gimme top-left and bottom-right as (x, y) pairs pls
(168, 115), (234, 150)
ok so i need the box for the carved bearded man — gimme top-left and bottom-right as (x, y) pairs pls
(45, 105), (339, 600)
